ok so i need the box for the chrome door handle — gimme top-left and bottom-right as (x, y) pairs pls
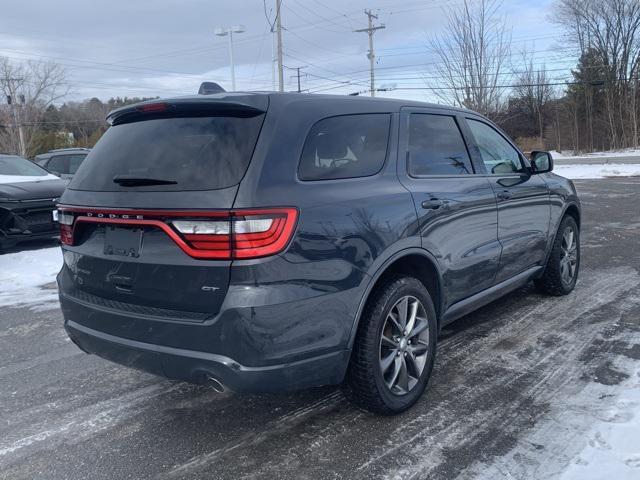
(497, 191), (512, 200)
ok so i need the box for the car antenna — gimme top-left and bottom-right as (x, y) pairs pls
(198, 82), (226, 95)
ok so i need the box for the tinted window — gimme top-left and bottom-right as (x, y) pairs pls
(408, 114), (472, 175)
(70, 114), (264, 191)
(47, 155), (69, 174)
(299, 114), (390, 181)
(0, 156), (49, 176)
(467, 119), (523, 174)
(68, 154), (86, 174)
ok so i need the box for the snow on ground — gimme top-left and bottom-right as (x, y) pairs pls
(559, 363), (640, 480)
(554, 163), (640, 179)
(0, 247), (62, 311)
(551, 148), (640, 159)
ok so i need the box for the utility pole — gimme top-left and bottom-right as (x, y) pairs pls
(291, 66), (306, 93)
(354, 10), (385, 97)
(276, 0), (284, 92)
(2, 77), (26, 156)
(271, 27), (276, 91)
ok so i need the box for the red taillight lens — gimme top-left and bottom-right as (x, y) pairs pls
(56, 207), (298, 260)
(60, 224), (74, 245)
(171, 209), (298, 259)
(233, 210), (297, 259)
(58, 211), (75, 245)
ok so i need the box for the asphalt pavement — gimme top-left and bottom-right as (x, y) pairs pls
(1, 178), (639, 480)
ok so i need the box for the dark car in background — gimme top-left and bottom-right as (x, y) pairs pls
(34, 147), (90, 179)
(0, 154), (66, 252)
(57, 91), (581, 415)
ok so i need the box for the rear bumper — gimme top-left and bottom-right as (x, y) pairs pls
(65, 319), (350, 392)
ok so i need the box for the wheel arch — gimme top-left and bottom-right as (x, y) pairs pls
(348, 248), (444, 349)
(541, 201), (581, 272)
(564, 203), (581, 229)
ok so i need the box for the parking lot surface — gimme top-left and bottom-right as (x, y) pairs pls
(1, 178), (639, 480)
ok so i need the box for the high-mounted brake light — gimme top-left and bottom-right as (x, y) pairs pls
(56, 207), (298, 260)
(136, 102), (168, 113)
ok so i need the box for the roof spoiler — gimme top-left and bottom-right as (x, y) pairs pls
(107, 99), (265, 126)
(198, 82), (226, 95)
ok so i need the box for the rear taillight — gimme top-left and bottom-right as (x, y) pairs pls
(58, 211), (75, 246)
(56, 207), (298, 260)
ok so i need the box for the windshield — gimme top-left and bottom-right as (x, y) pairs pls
(0, 156), (50, 176)
(69, 114), (265, 192)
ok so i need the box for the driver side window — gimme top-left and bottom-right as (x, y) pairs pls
(467, 119), (523, 174)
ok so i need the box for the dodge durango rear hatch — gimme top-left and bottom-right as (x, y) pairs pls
(57, 95), (289, 328)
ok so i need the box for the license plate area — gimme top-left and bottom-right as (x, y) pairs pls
(104, 226), (143, 258)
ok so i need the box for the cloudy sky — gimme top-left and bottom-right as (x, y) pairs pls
(0, 0), (573, 103)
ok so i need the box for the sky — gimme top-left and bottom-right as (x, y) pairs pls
(0, 0), (574, 104)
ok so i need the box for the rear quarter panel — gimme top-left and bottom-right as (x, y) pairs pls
(231, 97), (420, 360)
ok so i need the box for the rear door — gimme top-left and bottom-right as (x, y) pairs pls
(398, 107), (501, 307)
(463, 116), (550, 282)
(58, 99), (267, 324)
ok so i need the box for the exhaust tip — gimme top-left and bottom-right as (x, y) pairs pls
(205, 375), (226, 393)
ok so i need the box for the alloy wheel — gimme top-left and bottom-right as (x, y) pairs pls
(379, 295), (430, 395)
(560, 226), (578, 285)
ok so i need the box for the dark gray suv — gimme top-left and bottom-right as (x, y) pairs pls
(57, 91), (581, 414)
(34, 148), (90, 179)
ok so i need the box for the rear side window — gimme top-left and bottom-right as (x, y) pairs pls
(69, 114), (264, 191)
(408, 114), (472, 176)
(47, 155), (69, 174)
(68, 154), (86, 174)
(298, 114), (390, 181)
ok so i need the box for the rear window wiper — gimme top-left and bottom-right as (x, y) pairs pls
(113, 175), (178, 187)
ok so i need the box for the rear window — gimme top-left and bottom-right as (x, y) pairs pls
(69, 114), (264, 191)
(298, 114), (390, 181)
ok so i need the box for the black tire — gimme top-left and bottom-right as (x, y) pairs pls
(535, 215), (580, 295)
(344, 275), (438, 415)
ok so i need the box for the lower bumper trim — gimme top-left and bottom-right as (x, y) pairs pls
(65, 320), (349, 392)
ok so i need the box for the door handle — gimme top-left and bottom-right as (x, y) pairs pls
(497, 190), (512, 200)
(421, 198), (445, 210)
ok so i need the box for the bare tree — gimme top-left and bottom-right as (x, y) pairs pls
(553, 0), (640, 149)
(0, 57), (68, 156)
(428, 0), (511, 118)
(512, 50), (554, 146)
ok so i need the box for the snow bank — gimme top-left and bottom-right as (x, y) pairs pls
(0, 247), (62, 311)
(551, 149), (640, 160)
(554, 163), (640, 179)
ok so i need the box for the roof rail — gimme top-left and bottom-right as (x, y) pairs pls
(48, 147), (91, 153)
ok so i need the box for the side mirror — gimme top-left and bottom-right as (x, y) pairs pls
(530, 151), (553, 174)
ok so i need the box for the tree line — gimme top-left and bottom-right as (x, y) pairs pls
(430, 0), (640, 153)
